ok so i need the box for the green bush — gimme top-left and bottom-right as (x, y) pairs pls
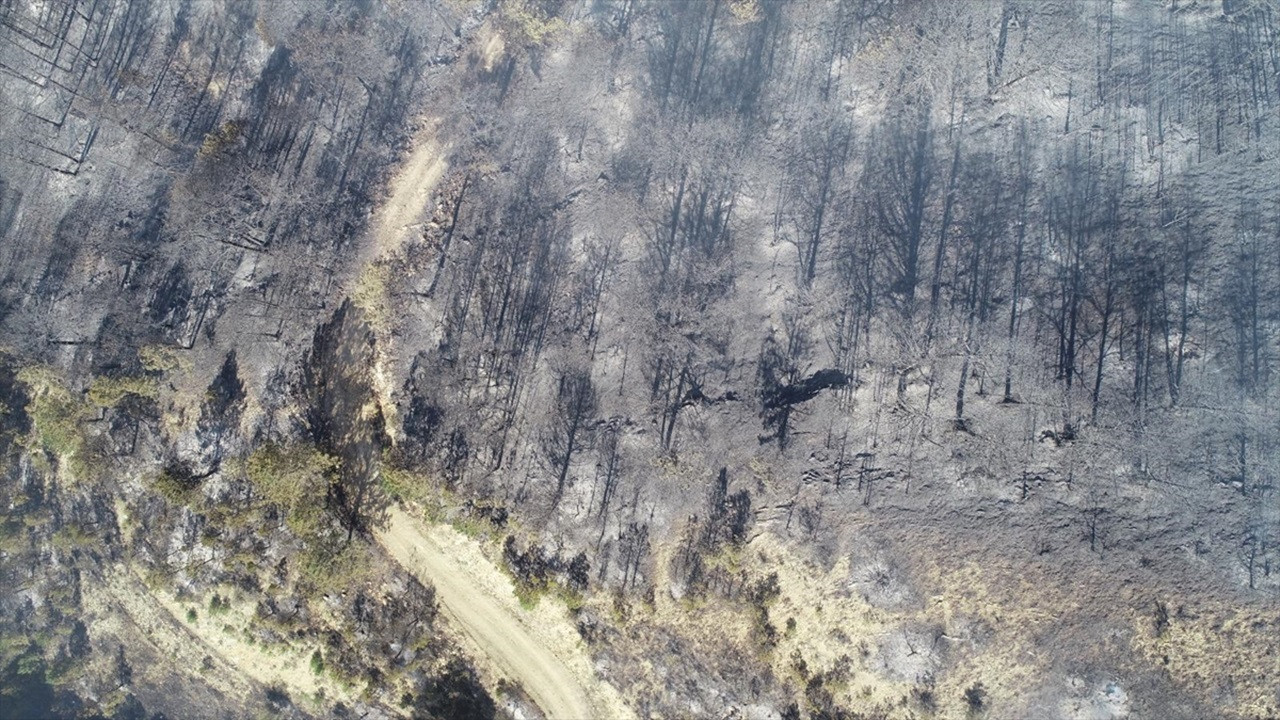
(87, 376), (157, 408)
(15, 366), (89, 481)
(245, 444), (338, 538)
(208, 594), (230, 616)
(297, 538), (372, 597)
(139, 345), (187, 374)
(378, 464), (420, 503)
(499, 0), (565, 47)
(50, 524), (96, 553)
(198, 120), (242, 158)
(152, 468), (201, 505)
(513, 583), (543, 610)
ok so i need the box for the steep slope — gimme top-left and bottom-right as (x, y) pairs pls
(2, 0), (1279, 718)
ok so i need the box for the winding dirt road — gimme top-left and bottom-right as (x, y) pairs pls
(365, 121), (628, 720)
(377, 507), (628, 720)
(366, 120), (449, 264)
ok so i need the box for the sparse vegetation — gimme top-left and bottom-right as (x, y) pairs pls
(3, 0), (1280, 717)
(351, 265), (392, 336)
(198, 120), (242, 158)
(50, 523), (98, 553)
(245, 443), (338, 537)
(380, 463), (455, 522)
(87, 375), (158, 408)
(151, 465), (202, 504)
(501, 534), (588, 612)
(208, 594), (230, 616)
(297, 538), (374, 597)
(497, 0), (564, 47)
(139, 345), (188, 374)
(15, 367), (90, 481)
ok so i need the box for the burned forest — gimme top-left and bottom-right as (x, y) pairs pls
(1, 0), (1279, 718)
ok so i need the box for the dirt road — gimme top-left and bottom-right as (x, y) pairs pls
(366, 120), (449, 265)
(364, 120), (629, 720)
(377, 507), (631, 720)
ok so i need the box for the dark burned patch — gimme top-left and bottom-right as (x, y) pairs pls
(264, 684), (293, 713)
(763, 369), (850, 410)
(148, 263), (193, 331)
(300, 300), (379, 450)
(195, 351), (246, 469)
(34, 211), (86, 302)
(399, 351), (446, 461)
(298, 300), (389, 534)
(0, 176), (21, 242)
(245, 47), (304, 161)
(201, 352), (247, 427)
(496, 679), (546, 720)
(406, 656), (496, 720)
(0, 353), (32, 452)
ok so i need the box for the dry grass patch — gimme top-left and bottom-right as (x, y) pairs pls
(1131, 600), (1280, 718)
(746, 533), (917, 714)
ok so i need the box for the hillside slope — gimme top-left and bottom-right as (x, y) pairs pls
(2, 0), (1278, 718)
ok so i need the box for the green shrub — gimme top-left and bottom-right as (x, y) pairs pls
(152, 468), (200, 505)
(87, 376), (157, 408)
(208, 594), (230, 616)
(513, 583), (542, 610)
(381, 462), (457, 522)
(50, 524), (96, 553)
(298, 538), (373, 597)
(198, 121), (242, 158)
(15, 366), (90, 481)
(139, 345), (188, 374)
(245, 444), (338, 538)
(378, 464), (419, 503)
(499, 0), (565, 47)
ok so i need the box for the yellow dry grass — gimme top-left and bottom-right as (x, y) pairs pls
(748, 534), (917, 714)
(613, 529), (917, 716)
(1130, 601), (1280, 717)
(478, 24), (506, 73)
(83, 565), (361, 712)
(919, 559), (1060, 718)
